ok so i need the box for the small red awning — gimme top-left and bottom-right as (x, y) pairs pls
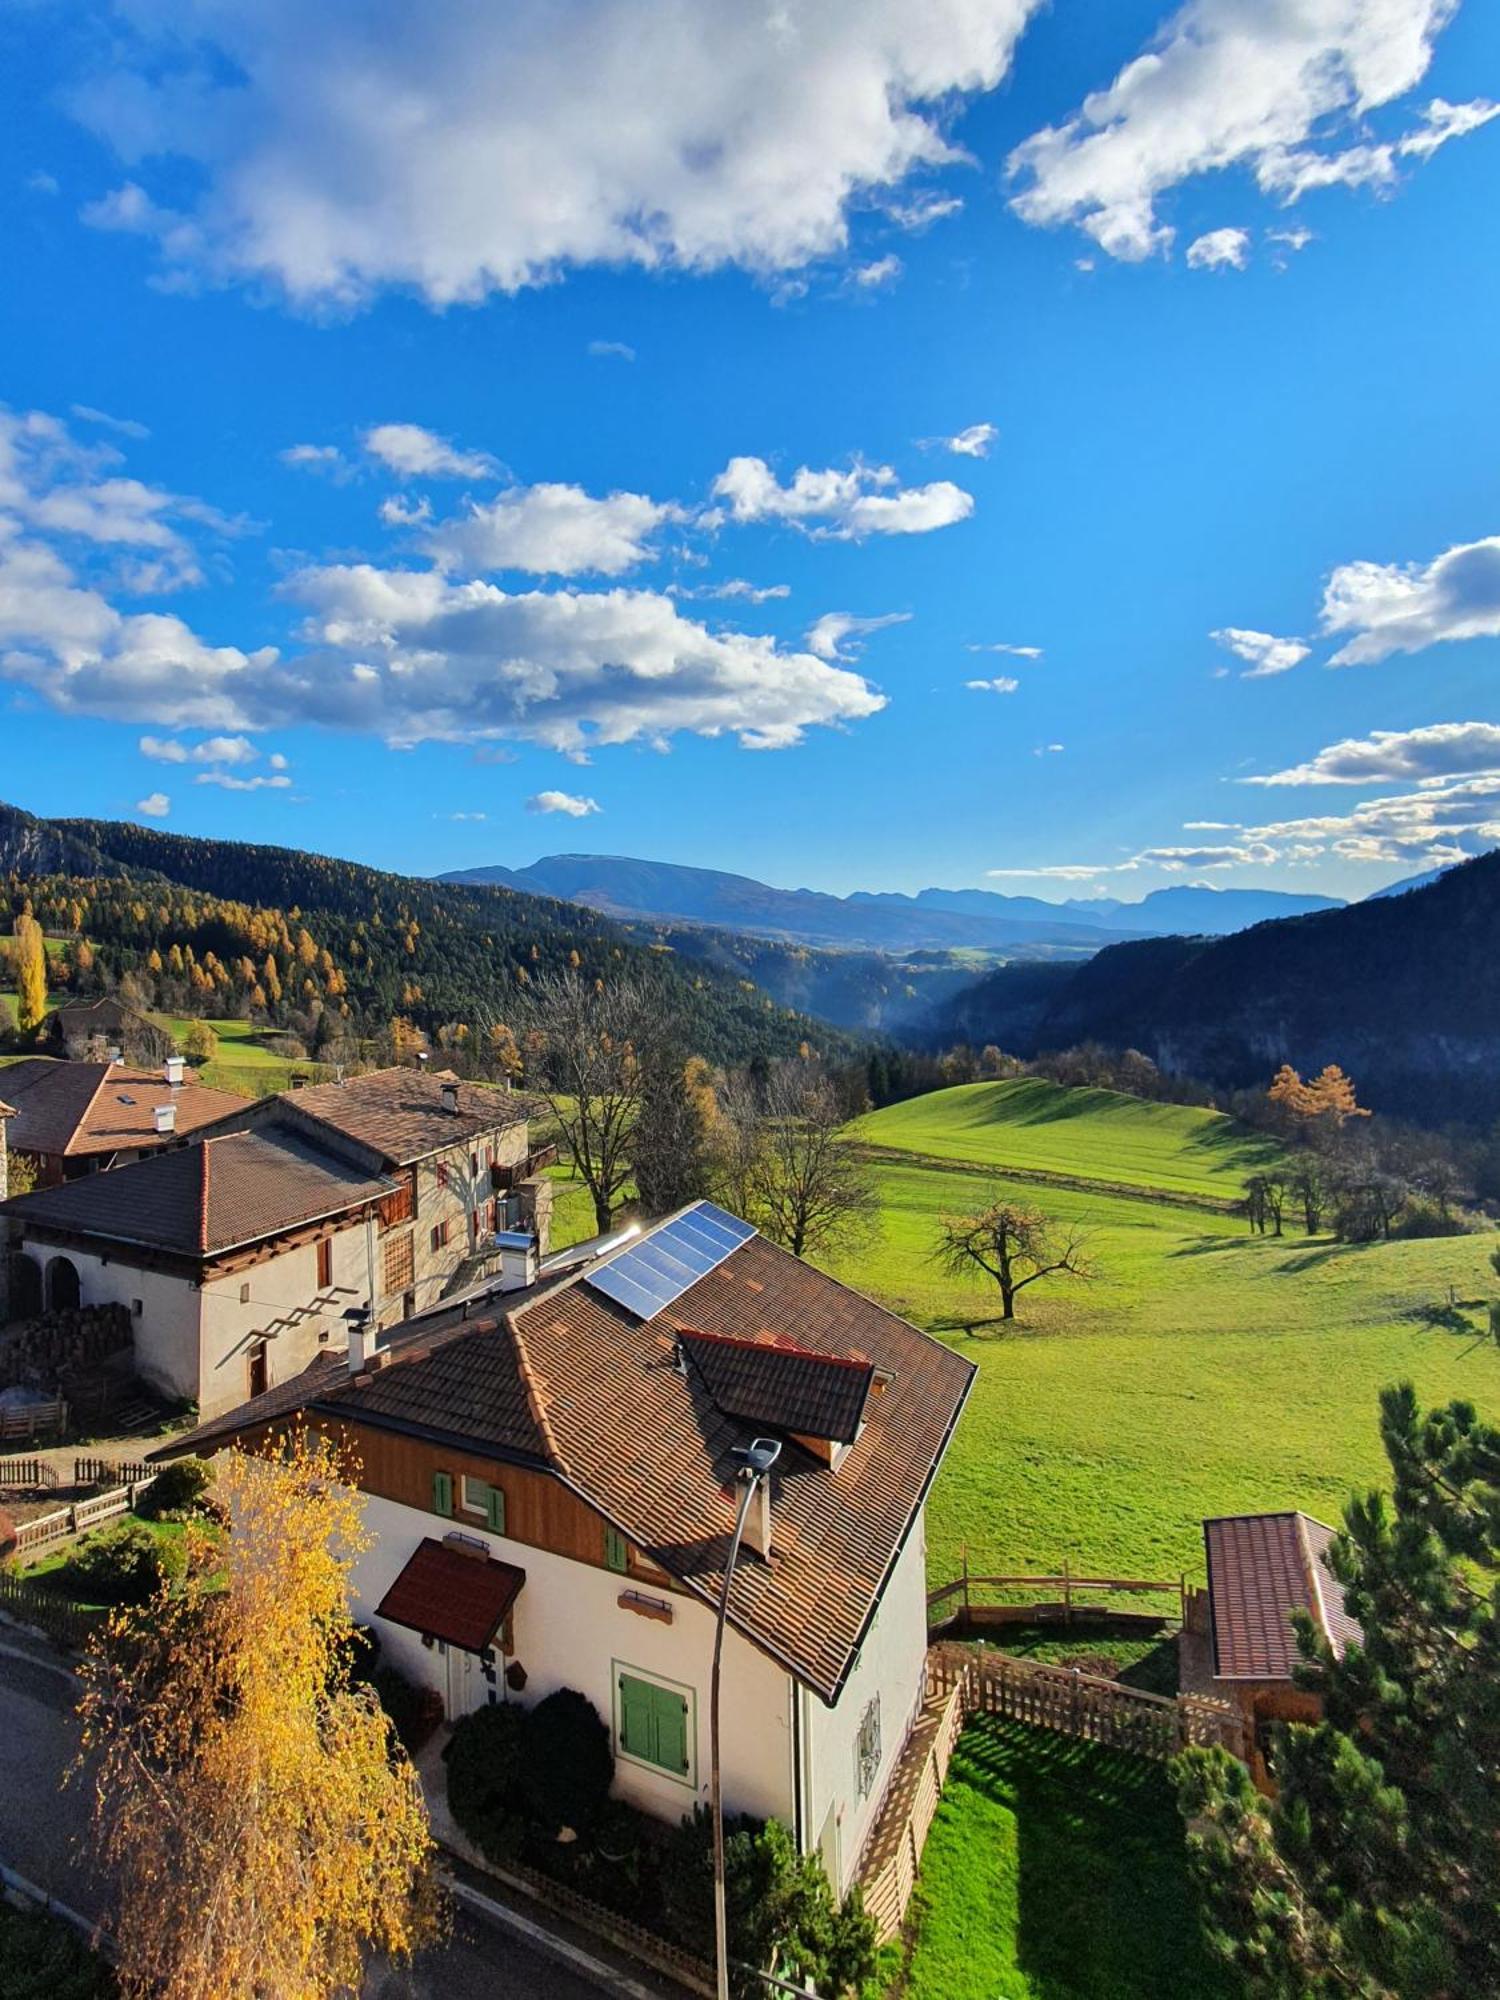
(374, 1537), (525, 1654)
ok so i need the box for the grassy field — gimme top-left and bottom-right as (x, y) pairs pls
(903, 1719), (1232, 2000)
(820, 1087), (1500, 1589)
(846, 1078), (1285, 1202)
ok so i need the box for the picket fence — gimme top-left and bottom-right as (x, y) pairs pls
(11, 1478), (157, 1557)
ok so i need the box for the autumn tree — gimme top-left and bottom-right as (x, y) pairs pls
(1177, 1386), (1500, 1999)
(1268, 1063), (1371, 1129)
(934, 1190), (1093, 1321)
(78, 1433), (438, 2000)
(633, 1049), (720, 1216)
(13, 911), (47, 1034)
(181, 1019), (219, 1065)
(508, 968), (662, 1233)
(741, 1068), (876, 1261)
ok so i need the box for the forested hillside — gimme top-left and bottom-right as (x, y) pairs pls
(0, 802), (859, 1068)
(932, 849), (1500, 1123)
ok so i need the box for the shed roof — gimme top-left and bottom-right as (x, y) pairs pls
(1204, 1511), (1363, 1681)
(375, 1537), (526, 1653)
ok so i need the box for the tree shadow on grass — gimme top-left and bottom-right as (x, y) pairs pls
(1168, 1233), (1265, 1259)
(930, 1312), (1016, 1339)
(1275, 1240), (1381, 1273)
(955, 1719), (1230, 2000)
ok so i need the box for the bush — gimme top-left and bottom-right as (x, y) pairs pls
(522, 1687), (614, 1836)
(137, 1456), (213, 1520)
(1391, 1199), (1473, 1240)
(0, 1901), (112, 2000)
(444, 1701), (531, 1862)
(65, 1521), (185, 1606)
(372, 1664), (445, 1755)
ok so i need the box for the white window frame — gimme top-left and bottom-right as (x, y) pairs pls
(460, 1474), (489, 1518)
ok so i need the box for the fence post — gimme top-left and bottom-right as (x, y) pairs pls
(1063, 1558), (1072, 1627)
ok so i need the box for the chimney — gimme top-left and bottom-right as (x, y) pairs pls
(441, 1080), (460, 1116)
(347, 1320), (370, 1374)
(742, 1476), (774, 1560)
(153, 1102), (178, 1135)
(108, 1045), (123, 1065)
(417, 1050), (430, 1070)
(164, 1054), (185, 1087)
(495, 1230), (537, 1291)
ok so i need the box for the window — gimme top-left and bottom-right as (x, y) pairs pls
(430, 1219), (450, 1254)
(604, 1526), (629, 1573)
(855, 1695), (882, 1799)
(616, 1668), (693, 1782)
(382, 1230), (414, 1298)
(432, 1470), (454, 1518)
(239, 1282), (251, 1304)
(316, 1237), (333, 1289)
(461, 1476), (506, 1532)
(248, 1341), (268, 1400)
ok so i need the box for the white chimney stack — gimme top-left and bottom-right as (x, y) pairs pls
(347, 1321), (370, 1374)
(496, 1230), (537, 1291)
(742, 1477), (774, 1560)
(164, 1054), (185, 1087)
(153, 1102), (178, 1135)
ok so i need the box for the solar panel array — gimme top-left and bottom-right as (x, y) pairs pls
(585, 1201), (756, 1322)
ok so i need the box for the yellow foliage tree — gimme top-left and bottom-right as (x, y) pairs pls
(13, 912), (47, 1033)
(181, 1019), (219, 1065)
(77, 1434), (439, 2000)
(1268, 1062), (1370, 1125)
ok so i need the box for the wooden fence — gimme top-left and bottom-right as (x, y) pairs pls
(928, 1562), (1185, 1635)
(73, 1457), (153, 1489)
(11, 1478), (157, 1556)
(0, 1457), (59, 1491)
(858, 1676), (968, 1943)
(0, 1398), (68, 1443)
(0, 1569), (100, 1651)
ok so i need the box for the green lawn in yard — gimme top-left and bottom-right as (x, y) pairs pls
(19, 1516), (191, 1608)
(815, 1107), (1500, 1588)
(902, 1718), (1231, 2000)
(0, 991), (64, 1029)
(847, 1078), (1284, 1202)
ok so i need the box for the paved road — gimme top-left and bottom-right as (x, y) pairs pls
(0, 1625), (674, 1999)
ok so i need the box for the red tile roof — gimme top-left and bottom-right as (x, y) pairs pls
(0, 1058), (242, 1159)
(214, 1067), (531, 1171)
(1204, 1511), (1363, 1681)
(375, 1536), (525, 1652)
(678, 1327), (875, 1443)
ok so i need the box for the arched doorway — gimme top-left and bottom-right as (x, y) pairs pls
(7, 1253), (42, 1321)
(46, 1256), (81, 1312)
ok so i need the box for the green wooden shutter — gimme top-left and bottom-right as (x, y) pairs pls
(605, 1526), (628, 1573)
(619, 1674), (653, 1762)
(485, 1483), (506, 1534)
(655, 1685), (689, 1775)
(432, 1469), (453, 1518)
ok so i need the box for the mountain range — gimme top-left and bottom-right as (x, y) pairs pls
(440, 854), (1345, 955)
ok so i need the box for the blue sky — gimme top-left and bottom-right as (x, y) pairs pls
(1, 0), (1497, 901)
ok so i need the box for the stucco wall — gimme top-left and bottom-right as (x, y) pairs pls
(197, 1217), (375, 1415)
(352, 1489), (797, 1832)
(26, 1244), (201, 1402)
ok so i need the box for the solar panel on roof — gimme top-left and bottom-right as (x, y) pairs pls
(585, 1200), (757, 1322)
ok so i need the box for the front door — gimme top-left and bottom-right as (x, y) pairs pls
(444, 1643), (488, 1720)
(248, 1341), (268, 1399)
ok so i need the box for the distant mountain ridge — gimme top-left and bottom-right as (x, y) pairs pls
(440, 853), (1344, 954)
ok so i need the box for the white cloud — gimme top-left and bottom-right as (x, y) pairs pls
(26, 170), (60, 196)
(135, 791), (170, 818)
(850, 254), (903, 289)
(1398, 96), (1500, 159)
(805, 610), (910, 661)
(445, 810), (488, 821)
(1321, 533), (1500, 664)
(1240, 774), (1500, 867)
(68, 1), (1038, 308)
(140, 733), (260, 765)
(281, 443), (348, 477)
(670, 579), (791, 604)
(193, 770), (292, 791)
(527, 790), (600, 818)
(1033, 742), (1064, 755)
(1007, 0), (1463, 261)
(968, 640), (1042, 660)
(883, 190), (964, 230)
(587, 340), (636, 361)
(1210, 626), (1311, 676)
(926, 422), (998, 458)
(1243, 721), (1500, 787)
(423, 484), (675, 577)
(1185, 226), (1250, 271)
(711, 456), (973, 538)
(363, 424), (494, 480)
(966, 675), (1019, 693)
(71, 404), (149, 441)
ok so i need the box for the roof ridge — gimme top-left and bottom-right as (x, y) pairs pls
(502, 1304), (565, 1470)
(1295, 1512), (1338, 1646)
(198, 1136), (212, 1253)
(68, 1063), (121, 1159)
(677, 1325), (872, 1371)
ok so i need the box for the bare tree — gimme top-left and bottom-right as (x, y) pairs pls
(933, 1193), (1093, 1321)
(1287, 1159), (1326, 1235)
(505, 969), (660, 1234)
(744, 1068), (877, 1260)
(633, 1049), (719, 1217)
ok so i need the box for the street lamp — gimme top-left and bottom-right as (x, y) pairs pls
(711, 1436), (782, 2000)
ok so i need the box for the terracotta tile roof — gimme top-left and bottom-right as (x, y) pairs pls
(228, 1067), (531, 1171)
(1204, 1511), (1363, 1681)
(0, 1127), (395, 1257)
(375, 1536), (526, 1653)
(0, 1058), (242, 1159)
(678, 1327), (874, 1443)
(162, 1216), (975, 1703)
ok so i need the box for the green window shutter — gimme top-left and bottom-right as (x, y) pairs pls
(432, 1469), (453, 1518)
(485, 1484), (506, 1534)
(619, 1674), (653, 1762)
(618, 1674), (691, 1776)
(655, 1686), (689, 1776)
(605, 1527), (628, 1573)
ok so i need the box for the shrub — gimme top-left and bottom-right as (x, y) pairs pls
(521, 1687), (614, 1836)
(444, 1701), (531, 1862)
(65, 1521), (185, 1606)
(372, 1664), (445, 1755)
(0, 1901), (112, 2000)
(137, 1457), (213, 1521)
(1391, 1198), (1473, 1240)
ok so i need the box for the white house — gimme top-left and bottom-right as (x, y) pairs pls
(160, 1202), (975, 1896)
(0, 1067), (550, 1416)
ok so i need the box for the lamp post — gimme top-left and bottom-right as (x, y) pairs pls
(710, 1436), (781, 2000)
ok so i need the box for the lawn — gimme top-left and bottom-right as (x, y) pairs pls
(846, 1078), (1285, 1202)
(19, 1516), (191, 1609)
(817, 1090), (1500, 1589)
(902, 1718), (1231, 2000)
